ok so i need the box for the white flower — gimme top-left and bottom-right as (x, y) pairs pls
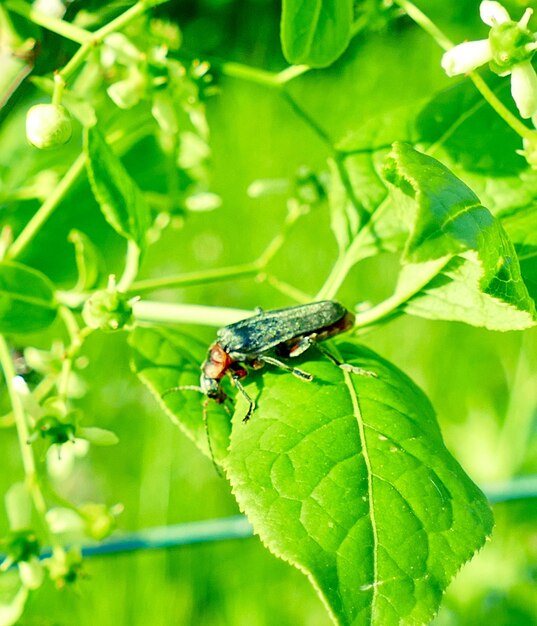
(441, 1), (537, 119)
(480, 1), (510, 26)
(441, 39), (493, 76)
(511, 61), (537, 117)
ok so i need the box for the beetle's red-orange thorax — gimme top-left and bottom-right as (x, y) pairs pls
(202, 342), (233, 380)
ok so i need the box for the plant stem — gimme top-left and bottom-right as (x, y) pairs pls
(129, 262), (260, 295)
(133, 301), (251, 327)
(275, 65), (310, 85)
(393, 0), (452, 50)
(93, 0), (149, 41)
(469, 72), (534, 140)
(218, 61), (280, 88)
(117, 240), (141, 292)
(353, 257), (450, 328)
(0, 336), (49, 528)
(4, 0), (91, 44)
(8, 153), (86, 260)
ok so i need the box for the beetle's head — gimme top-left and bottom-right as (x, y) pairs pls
(200, 373), (222, 400)
(199, 342), (232, 400)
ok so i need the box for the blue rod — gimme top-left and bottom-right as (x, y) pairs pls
(1, 476), (536, 565)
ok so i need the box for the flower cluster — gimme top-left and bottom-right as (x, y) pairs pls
(442, 1), (537, 124)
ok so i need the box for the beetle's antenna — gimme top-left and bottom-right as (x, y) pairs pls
(203, 398), (223, 478)
(162, 384), (204, 398)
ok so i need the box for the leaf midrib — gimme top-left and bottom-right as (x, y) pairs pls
(343, 368), (379, 623)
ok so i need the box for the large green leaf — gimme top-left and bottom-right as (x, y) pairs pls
(280, 0), (354, 68)
(226, 339), (493, 626)
(84, 127), (151, 248)
(128, 326), (231, 464)
(0, 261), (57, 333)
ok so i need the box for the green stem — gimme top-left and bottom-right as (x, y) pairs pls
(0, 336), (49, 532)
(4, 0), (91, 44)
(219, 61), (280, 88)
(117, 240), (141, 292)
(93, 0), (149, 41)
(262, 273), (312, 303)
(469, 71), (534, 140)
(354, 257), (450, 329)
(129, 262), (260, 295)
(133, 301), (251, 327)
(393, 0), (452, 50)
(275, 65), (310, 85)
(281, 91), (333, 148)
(7, 153), (86, 260)
(57, 306), (83, 401)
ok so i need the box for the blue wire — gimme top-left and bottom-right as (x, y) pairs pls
(1, 476), (536, 565)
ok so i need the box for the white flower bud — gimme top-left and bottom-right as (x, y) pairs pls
(441, 40), (493, 76)
(510, 60), (537, 117)
(26, 104), (72, 149)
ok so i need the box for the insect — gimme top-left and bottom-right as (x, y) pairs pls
(170, 300), (375, 423)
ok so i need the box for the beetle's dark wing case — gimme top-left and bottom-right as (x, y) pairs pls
(217, 301), (347, 356)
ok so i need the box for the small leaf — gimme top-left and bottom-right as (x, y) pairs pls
(385, 143), (536, 329)
(5, 483), (31, 531)
(68, 229), (104, 291)
(128, 326), (230, 464)
(226, 339), (493, 626)
(0, 262), (57, 333)
(0, 585), (29, 626)
(84, 126), (151, 248)
(78, 427), (119, 446)
(281, 0), (354, 68)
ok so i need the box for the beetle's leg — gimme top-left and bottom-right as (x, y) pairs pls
(258, 355), (313, 382)
(254, 306), (264, 315)
(315, 343), (377, 378)
(230, 375), (256, 422)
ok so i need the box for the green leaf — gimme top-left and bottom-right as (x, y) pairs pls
(280, 0), (354, 68)
(68, 229), (105, 292)
(0, 262), (57, 333)
(78, 427), (119, 446)
(327, 111), (415, 266)
(128, 326), (230, 464)
(84, 126), (151, 248)
(414, 78), (525, 178)
(384, 143), (536, 329)
(226, 339), (493, 626)
(414, 79), (537, 297)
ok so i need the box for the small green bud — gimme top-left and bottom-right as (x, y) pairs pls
(294, 166), (325, 205)
(518, 133), (537, 168)
(25, 104), (73, 149)
(4, 529), (40, 564)
(82, 284), (133, 331)
(489, 22), (535, 74)
(46, 547), (83, 588)
(79, 503), (116, 540)
(34, 415), (76, 445)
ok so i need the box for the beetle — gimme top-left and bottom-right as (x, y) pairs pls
(171, 300), (375, 423)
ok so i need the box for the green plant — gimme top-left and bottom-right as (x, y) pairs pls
(0, 1), (536, 625)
